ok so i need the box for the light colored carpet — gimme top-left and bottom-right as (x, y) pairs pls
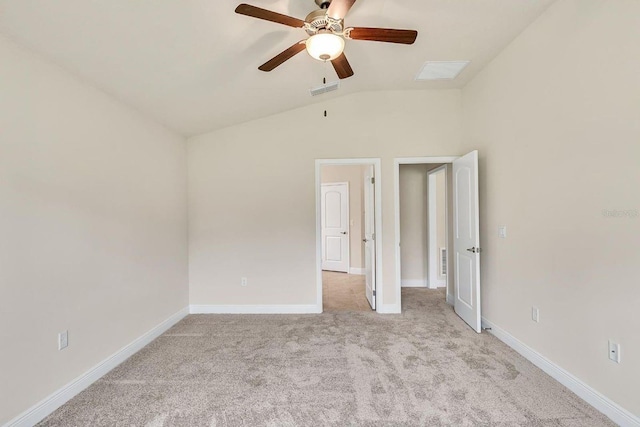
(39, 289), (614, 426)
(322, 271), (372, 312)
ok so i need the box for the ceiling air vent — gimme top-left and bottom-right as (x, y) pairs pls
(310, 80), (340, 96)
(416, 61), (470, 81)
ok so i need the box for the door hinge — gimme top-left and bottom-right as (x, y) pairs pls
(370, 177), (375, 184)
(373, 290), (376, 297)
(372, 233), (375, 241)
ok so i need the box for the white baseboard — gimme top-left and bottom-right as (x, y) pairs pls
(482, 317), (640, 427)
(433, 278), (446, 288)
(446, 293), (454, 306)
(401, 279), (428, 288)
(190, 304), (320, 314)
(348, 267), (365, 275)
(4, 307), (189, 427)
(377, 303), (401, 314)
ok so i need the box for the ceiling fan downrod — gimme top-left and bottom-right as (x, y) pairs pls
(315, 0), (331, 10)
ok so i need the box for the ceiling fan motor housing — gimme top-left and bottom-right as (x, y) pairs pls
(305, 9), (343, 36)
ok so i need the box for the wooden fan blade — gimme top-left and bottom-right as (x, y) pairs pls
(331, 53), (354, 79)
(348, 27), (418, 44)
(258, 41), (307, 72)
(327, 0), (356, 20)
(235, 4), (304, 28)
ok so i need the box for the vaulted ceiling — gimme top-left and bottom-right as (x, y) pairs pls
(0, 0), (556, 136)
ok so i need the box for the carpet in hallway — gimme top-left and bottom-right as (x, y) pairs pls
(322, 271), (372, 312)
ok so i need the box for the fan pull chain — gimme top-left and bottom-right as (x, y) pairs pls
(323, 75), (327, 117)
(321, 62), (329, 118)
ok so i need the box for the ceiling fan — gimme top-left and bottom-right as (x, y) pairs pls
(235, 0), (418, 79)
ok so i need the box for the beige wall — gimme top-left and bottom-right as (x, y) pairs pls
(462, 0), (640, 416)
(321, 165), (365, 270)
(399, 164), (428, 285)
(188, 90), (463, 308)
(0, 36), (188, 425)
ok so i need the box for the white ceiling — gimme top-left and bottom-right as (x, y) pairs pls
(0, 0), (555, 136)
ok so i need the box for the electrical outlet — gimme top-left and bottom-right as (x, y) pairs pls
(58, 331), (68, 350)
(241, 277), (248, 287)
(531, 307), (540, 323)
(608, 341), (621, 363)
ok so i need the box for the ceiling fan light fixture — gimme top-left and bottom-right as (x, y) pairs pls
(305, 32), (344, 61)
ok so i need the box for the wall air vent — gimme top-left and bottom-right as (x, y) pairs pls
(440, 247), (447, 276)
(416, 61), (470, 81)
(310, 80), (340, 96)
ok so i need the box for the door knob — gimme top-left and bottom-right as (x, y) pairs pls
(466, 247), (482, 253)
(363, 238), (368, 243)
(341, 231), (348, 235)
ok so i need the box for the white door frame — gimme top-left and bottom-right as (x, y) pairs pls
(394, 157), (459, 313)
(427, 165), (448, 290)
(316, 158), (383, 313)
(321, 182), (350, 273)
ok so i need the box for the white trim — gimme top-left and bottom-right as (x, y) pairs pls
(445, 164), (454, 304)
(348, 267), (365, 275)
(4, 307), (189, 427)
(376, 303), (401, 314)
(432, 279), (446, 288)
(427, 166), (448, 290)
(394, 157), (459, 313)
(189, 304), (320, 314)
(316, 159), (383, 313)
(401, 279), (428, 287)
(395, 156), (461, 165)
(427, 164), (447, 174)
(482, 317), (640, 427)
(446, 292), (454, 306)
(427, 168), (438, 290)
(320, 181), (350, 273)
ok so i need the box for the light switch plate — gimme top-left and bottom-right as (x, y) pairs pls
(498, 226), (507, 239)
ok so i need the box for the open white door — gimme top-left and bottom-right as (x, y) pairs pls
(321, 183), (349, 273)
(453, 151), (481, 333)
(363, 166), (376, 310)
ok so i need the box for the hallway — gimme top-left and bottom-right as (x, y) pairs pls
(322, 271), (372, 312)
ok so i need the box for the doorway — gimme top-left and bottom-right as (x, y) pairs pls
(398, 164), (448, 291)
(316, 159), (382, 313)
(394, 153), (482, 332)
